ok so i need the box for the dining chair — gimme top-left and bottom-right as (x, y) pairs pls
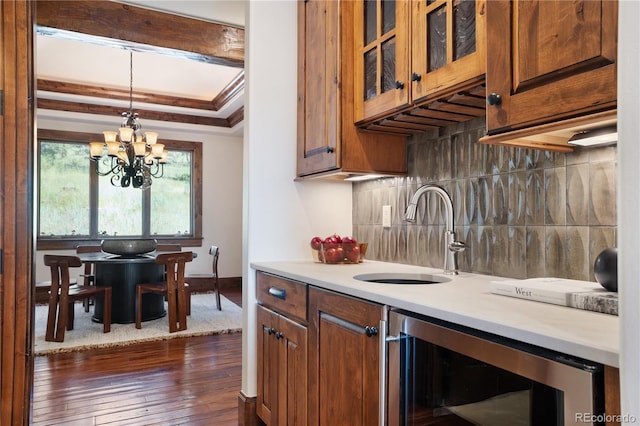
(76, 244), (102, 312)
(44, 255), (112, 342)
(135, 251), (193, 332)
(185, 245), (221, 311)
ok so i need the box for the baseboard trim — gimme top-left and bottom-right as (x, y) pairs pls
(220, 276), (241, 290)
(238, 391), (262, 426)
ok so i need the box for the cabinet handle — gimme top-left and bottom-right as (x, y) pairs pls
(411, 72), (422, 82)
(275, 332), (284, 340)
(487, 93), (502, 106)
(267, 327), (276, 335)
(268, 286), (286, 299)
(395, 80), (404, 90)
(365, 325), (378, 337)
(326, 146), (335, 154)
(379, 320), (387, 426)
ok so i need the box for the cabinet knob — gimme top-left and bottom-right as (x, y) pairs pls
(326, 146), (335, 154)
(487, 93), (502, 106)
(411, 72), (422, 82)
(275, 332), (284, 340)
(364, 325), (378, 337)
(395, 80), (405, 90)
(267, 327), (276, 335)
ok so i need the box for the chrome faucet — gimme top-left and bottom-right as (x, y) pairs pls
(404, 184), (466, 275)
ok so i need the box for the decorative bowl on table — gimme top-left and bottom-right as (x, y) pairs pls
(100, 238), (157, 256)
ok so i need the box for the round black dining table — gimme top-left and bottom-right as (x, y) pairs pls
(76, 251), (186, 324)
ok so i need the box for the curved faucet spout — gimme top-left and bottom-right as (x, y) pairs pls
(404, 184), (454, 232)
(404, 184), (464, 274)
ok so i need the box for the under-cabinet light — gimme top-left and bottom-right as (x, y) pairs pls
(344, 174), (386, 182)
(568, 126), (617, 147)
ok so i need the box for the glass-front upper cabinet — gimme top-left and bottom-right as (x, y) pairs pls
(354, 0), (410, 123)
(354, 0), (485, 124)
(411, 0), (485, 103)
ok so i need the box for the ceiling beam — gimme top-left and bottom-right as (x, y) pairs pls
(35, 0), (244, 68)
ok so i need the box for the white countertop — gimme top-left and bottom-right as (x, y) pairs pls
(251, 260), (619, 367)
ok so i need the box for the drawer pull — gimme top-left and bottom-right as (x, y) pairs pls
(268, 286), (286, 299)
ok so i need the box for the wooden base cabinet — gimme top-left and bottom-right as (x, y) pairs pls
(256, 273), (308, 426)
(256, 305), (307, 426)
(308, 286), (384, 425)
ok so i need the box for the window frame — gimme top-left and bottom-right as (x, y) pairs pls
(36, 129), (203, 250)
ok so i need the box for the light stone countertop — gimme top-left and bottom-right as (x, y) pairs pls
(251, 260), (619, 367)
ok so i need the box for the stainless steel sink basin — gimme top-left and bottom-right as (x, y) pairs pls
(353, 273), (450, 285)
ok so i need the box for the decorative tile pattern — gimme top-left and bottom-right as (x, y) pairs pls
(352, 117), (618, 280)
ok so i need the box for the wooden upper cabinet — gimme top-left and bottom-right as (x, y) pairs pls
(354, 0), (410, 122)
(411, 0), (486, 103)
(297, 0), (339, 176)
(485, 0), (617, 135)
(354, 0), (486, 125)
(297, 0), (406, 179)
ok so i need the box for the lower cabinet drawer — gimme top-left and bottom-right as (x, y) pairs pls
(256, 271), (307, 323)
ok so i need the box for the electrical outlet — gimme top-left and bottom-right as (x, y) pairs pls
(382, 205), (392, 228)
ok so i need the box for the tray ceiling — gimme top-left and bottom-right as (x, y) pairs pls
(36, 0), (245, 137)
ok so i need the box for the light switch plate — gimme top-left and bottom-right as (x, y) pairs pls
(382, 205), (391, 228)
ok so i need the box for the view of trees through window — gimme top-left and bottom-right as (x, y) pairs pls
(39, 139), (195, 241)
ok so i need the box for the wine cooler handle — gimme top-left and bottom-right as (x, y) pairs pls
(379, 319), (387, 426)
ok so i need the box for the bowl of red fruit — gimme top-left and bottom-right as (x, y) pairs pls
(310, 234), (367, 264)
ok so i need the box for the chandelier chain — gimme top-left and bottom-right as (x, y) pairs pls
(129, 51), (134, 113)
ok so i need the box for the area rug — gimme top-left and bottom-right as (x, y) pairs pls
(34, 293), (242, 355)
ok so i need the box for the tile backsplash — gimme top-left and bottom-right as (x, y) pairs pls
(353, 117), (617, 281)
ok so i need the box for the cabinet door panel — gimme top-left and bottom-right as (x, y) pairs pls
(317, 312), (365, 425)
(308, 287), (382, 426)
(354, 0), (410, 122)
(486, 0), (617, 134)
(411, 0), (486, 103)
(256, 305), (279, 425)
(296, 0), (339, 176)
(279, 316), (307, 426)
(514, 1), (614, 91)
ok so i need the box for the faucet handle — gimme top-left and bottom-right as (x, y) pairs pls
(449, 240), (466, 253)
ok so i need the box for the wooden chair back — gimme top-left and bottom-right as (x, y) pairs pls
(185, 245), (222, 311)
(44, 254), (111, 342)
(156, 244), (182, 252)
(75, 244), (102, 311)
(136, 251), (193, 332)
(209, 245), (219, 277)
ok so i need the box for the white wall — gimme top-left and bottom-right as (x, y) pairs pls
(618, 1), (640, 422)
(241, 1), (353, 396)
(34, 113), (243, 281)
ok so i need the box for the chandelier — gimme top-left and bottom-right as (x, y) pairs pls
(89, 51), (167, 189)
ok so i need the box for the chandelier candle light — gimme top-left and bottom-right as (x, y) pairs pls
(89, 51), (167, 189)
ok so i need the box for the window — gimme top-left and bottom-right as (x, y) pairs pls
(37, 129), (202, 250)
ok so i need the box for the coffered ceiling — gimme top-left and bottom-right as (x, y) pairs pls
(36, 0), (245, 137)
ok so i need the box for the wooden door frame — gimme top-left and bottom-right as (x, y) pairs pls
(0, 1), (35, 424)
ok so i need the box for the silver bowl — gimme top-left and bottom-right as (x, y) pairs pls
(100, 239), (157, 256)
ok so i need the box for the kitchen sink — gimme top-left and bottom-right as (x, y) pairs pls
(353, 273), (450, 285)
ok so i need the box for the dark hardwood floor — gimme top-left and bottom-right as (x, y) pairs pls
(31, 288), (243, 426)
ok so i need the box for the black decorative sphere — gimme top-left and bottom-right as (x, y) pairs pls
(594, 247), (618, 292)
